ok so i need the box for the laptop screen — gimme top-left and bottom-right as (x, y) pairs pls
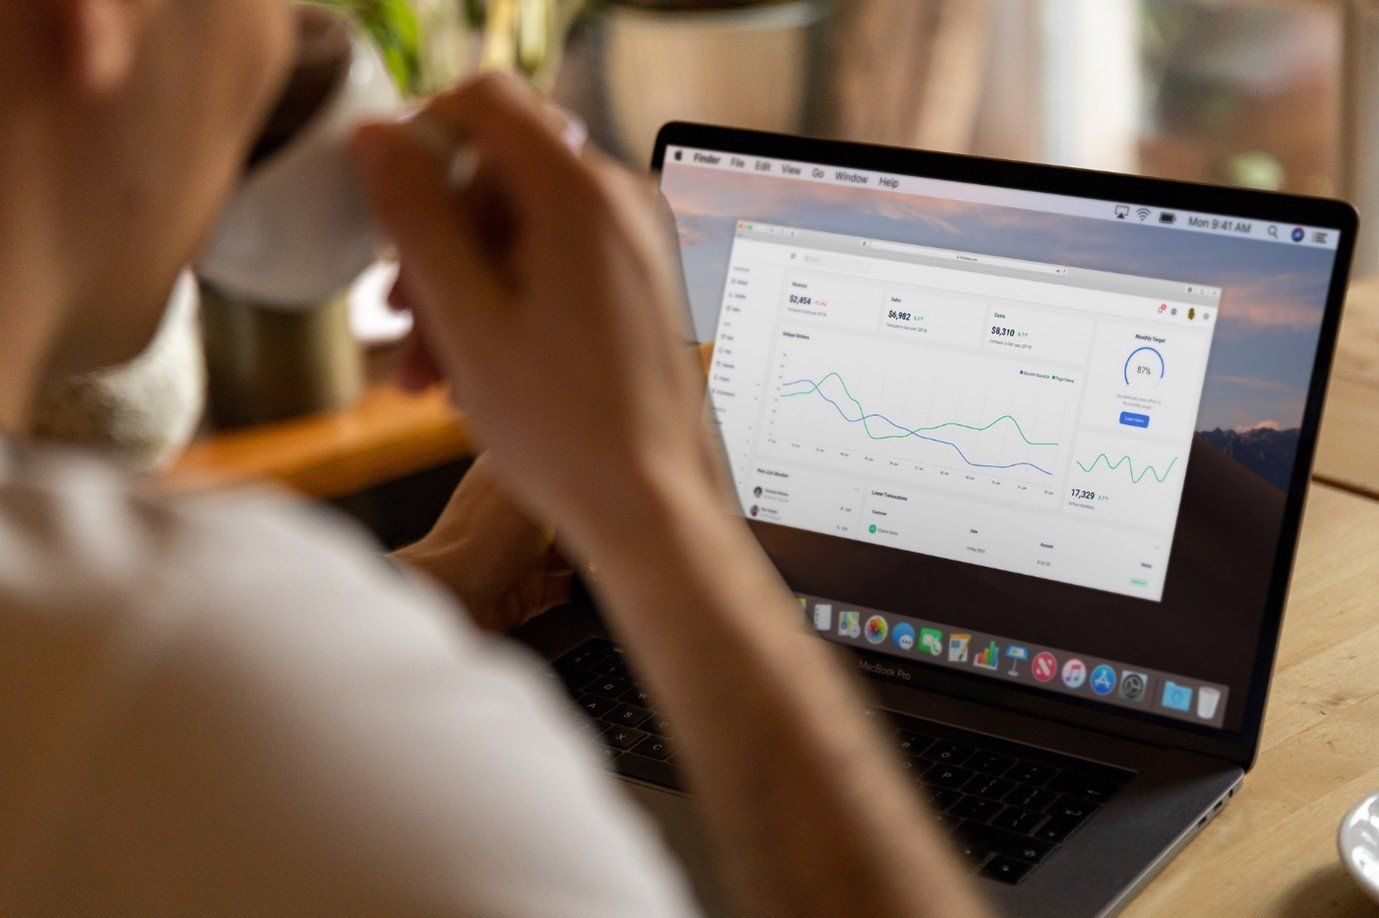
(658, 137), (1345, 733)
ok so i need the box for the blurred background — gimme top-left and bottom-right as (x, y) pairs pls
(389, 0), (1377, 274)
(50, 0), (1377, 537)
(296, 0), (1379, 357)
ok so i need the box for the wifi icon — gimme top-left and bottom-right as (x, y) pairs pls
(1136, 207), (1151, 222)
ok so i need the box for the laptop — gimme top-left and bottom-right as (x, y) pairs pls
(516, 124), (1358, 916)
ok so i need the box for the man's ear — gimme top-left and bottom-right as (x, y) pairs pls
(50, 0), (153, 95)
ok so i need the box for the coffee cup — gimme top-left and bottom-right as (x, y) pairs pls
(196, 8), (402, 311)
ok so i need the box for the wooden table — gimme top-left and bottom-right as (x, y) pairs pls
(165, 382), (473, 499)
(1315, 276), (1379, 500)
(1126, 481), (1379, 914)
(165, 289), (1379, 913)
(1133, 277), (1379, 912)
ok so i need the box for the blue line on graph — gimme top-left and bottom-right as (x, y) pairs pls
(782, 378), (1055, 476)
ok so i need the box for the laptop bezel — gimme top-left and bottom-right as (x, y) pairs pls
(652, 121), (1357, 770)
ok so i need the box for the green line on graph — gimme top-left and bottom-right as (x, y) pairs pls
(781, 371), (1059, 447)
(1076, 453), (1179, 483)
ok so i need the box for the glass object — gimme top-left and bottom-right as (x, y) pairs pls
(478, 0), (588, 93)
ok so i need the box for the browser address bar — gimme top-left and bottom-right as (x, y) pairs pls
(863, 239), (1069, 276)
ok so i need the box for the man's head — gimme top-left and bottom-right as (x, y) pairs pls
(0, 0), (295, 396)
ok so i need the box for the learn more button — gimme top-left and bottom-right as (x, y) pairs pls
(1118, 411), (1150, 429)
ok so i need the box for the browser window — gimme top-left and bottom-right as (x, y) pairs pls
(715, 222), (1218, 601)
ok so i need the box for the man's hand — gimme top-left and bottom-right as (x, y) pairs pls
(350, 75), (723, 556)
(391, 456), (572, 633)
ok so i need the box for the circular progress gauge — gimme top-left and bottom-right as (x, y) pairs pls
(1123, 346), (1165, 392)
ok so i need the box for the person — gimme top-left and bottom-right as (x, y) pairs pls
(0, 2), (985, 915)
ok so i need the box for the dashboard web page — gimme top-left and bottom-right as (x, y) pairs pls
(711, 223), (1221, 602)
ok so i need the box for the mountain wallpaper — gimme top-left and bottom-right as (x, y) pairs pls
(1197, 427), (1301, 491)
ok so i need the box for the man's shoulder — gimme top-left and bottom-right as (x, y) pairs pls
(0, 445), (407, 643)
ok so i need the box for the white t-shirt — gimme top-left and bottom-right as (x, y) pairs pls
(0, 447), (697, 916)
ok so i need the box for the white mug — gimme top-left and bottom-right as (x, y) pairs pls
(196, 24), (402, 311)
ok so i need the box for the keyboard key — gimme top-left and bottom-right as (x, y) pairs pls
(927, 765), (975, 789)
(1004, 835), (1054, 864)
(897, 731), (935, 756)
(587, 677), (633, 700)
(1048, 796), (1095, 824)
(612, 752), (682, 792)
(980, 856), (1033, 884)
(622, 685), (656, 707)
(965, 775), (1016, 801)
(558, 668), (598, 692)
(932, 810), (959, 832)
(1005, 762), (1057, 785)
(645, 716), (674, 736)
(956, 843), (991, 868)
(956, 822), (1054, 863)
(1048, 772), (1120, 804)
(949, 795), (1003, 823)
(594, 656), (630, 678)
(925, 786), (963, 810)
(556, 645), (607, 671)
(968, 751), (1016, 776)
(990, 807), (1046, 836)
(575, 694), (615, 718)
(601, 725), (648, 751)
(899, 757), (933, 779)
(633, 736), (672, 760)
(1004, 784), (1058, 811)
(924, 740), (975, 766)
(1034, 816), (1082, 844)
(607, 704), (652, 728)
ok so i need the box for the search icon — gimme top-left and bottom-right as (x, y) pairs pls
(1268, 225), (1279, 239)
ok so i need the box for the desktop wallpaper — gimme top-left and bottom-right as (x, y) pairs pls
(659, 160), (1342, 727)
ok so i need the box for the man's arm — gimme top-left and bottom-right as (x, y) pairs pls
(352, 73), (988, 918)
(584, 469), (982, 916)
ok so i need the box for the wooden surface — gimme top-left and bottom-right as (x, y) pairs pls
(165, 383), (473, 499)
(1315, 275), (1379, 499)
(1126, 481), (1379, 915)
(164, 343), (718, 500)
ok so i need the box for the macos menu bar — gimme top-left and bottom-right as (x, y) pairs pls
(665, 146), (1341, 251)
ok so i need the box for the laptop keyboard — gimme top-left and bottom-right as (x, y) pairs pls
(548, 637), (1133, 885)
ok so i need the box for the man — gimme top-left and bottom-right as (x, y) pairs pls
(0, 2), (984, 915)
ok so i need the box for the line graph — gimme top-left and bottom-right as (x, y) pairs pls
(1066, 431), (1186, 528)
(1076, 453), (1179, 484)
(779, 371), (1059, 475)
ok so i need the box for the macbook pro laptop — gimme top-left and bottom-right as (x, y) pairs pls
(517, 124), (1357, 916)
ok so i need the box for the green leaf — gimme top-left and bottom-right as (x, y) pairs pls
(300, 0), (423, 94)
